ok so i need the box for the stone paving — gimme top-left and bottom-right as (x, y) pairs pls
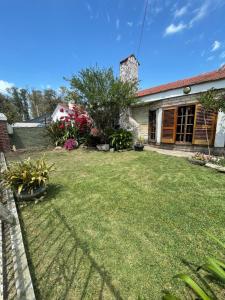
(144, 145), (193, 158)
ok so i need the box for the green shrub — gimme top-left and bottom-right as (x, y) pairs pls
(109, 129), (133, 150)
(46, 120), (67, 146)
(1, 157), (54, 195)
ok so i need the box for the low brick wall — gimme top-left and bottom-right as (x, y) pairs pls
(0, 120), (11, 152)
(11, 127), (51, 150)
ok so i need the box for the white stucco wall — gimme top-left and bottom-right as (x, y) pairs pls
(156, 108), (162, 145)
(139, 78), (225, 104)
(214, 111), (225, 147)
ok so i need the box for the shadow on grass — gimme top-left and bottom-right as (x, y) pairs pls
(19, 201), (124, 300)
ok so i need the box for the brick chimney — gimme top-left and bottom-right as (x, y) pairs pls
(120, 54), (139, 83)
(0, 113), (11, 152)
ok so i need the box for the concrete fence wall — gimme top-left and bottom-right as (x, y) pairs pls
(11, 127), (51, 150)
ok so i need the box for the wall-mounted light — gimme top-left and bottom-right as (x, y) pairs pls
(183, 86), (191, 94)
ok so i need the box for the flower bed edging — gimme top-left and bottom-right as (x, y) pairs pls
(188, 158), (206, 166)
(205, 163), (225, 173)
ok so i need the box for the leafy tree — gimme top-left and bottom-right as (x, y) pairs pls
(29, 88), (62, 118)
(43, 88), (61, 114)
(19, 88), (30, 120)
(29, 89), (43, 118)
(0, 93), (19, 124)
(7, 87), (30, 121)
(199, 88), (225, 155)
(67, 66), (138, 141)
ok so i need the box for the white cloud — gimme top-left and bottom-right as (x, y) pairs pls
(0, 80), (14, 94)
(174, 5), (188, 18)
(164, 23), (186, 36)
(127, 21), (133, 27)
(211, 40), (221, 52)
(116, 18), (120, 29)
(220, 51), (225, 59)
(116, 34), (121, 42)
(189, 1), (209, 27)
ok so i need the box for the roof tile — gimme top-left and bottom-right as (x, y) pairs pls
(138, 66), (225, 97)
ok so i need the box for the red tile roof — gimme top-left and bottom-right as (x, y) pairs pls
(138, 66), (225, 98)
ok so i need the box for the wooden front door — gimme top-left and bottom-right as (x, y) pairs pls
(149, 110), (156, 142)
(176, 105), (195, 143)
(161, 104), (217, 146)
(161, 108), (177, 143)
(192, 104), (217, 146)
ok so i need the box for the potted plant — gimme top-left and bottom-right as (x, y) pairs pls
(134, 136), (145, 151)
(1, 157), (54, 201)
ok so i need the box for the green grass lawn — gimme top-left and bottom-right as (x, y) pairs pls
(7, 149), (225, 299)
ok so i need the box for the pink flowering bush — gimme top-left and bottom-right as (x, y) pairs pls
(64, 139), (78, 151)
(47, 104), (92, 146)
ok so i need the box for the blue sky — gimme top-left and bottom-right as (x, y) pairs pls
(0, 0), (225, 93)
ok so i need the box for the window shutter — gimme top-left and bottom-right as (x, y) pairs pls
(161, 108), (177, 144)
(193, 104), (217, 146)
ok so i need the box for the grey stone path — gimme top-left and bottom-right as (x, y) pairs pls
(144, 145), (193, 158)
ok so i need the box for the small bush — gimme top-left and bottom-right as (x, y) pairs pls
(109, 129), (133, 150)
(1, 157), (54, 195)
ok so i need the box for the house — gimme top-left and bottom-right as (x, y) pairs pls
(120, 55), (225, 152)
(25, 112), (52, 125)
(51, 102), (75, 122)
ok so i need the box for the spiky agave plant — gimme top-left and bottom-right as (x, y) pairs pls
(162, 233), (225, 300)
(2, 157), (54, 195)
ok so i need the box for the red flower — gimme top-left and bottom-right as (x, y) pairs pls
(60, 108), (64, 112)
(59, 123), (65, 129)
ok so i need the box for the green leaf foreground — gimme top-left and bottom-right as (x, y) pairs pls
(162, 293), (181, 300)
(198, 257), (225, 283)
(174, 274), (212, 300)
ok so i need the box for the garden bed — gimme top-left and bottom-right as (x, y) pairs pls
(6, 149), (225, 299)
(188, 153), (225, 173)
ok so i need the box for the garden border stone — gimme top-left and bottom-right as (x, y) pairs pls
(188, 158), (206, 166)
(0, 152), (36, 300)
(205, 162), (225, 173)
